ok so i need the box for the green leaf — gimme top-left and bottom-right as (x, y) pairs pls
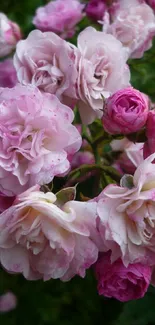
(55, 186), (77, 207)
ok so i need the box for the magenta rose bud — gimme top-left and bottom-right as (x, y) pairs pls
(102, 87), (149, 135)
(144, 110), (155, 158)
(85, 0), (107, 21)
(94, 252), (151, 302)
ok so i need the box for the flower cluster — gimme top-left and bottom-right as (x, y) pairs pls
(1, 0), (155, 305)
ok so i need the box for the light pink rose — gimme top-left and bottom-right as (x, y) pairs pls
(0, 59), (17, 88)
(0, 84), (81, 196)
(76, 27), (130, 124)
(102, 87), (149, 134)
(0, 186), (98, 281)
(111, 138), (144, 174)
(0, 292), (17, 313)
(33, 0), (84, 39)
(105, 2), (155, 59)
(14, 30), (78, 101)
(0, 13), (21, 58)
(85, 0), (107, 21)
(144, 111), (155, 159)
(94, 251), (151, 302)
(95, 153), (155, 266)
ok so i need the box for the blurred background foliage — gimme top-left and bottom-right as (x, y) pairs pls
(1, 0), (155, 324)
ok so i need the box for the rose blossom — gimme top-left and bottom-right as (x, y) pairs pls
(0, 84), (81, 196)
(0, 292), (17, 313)
(14, 30), (78, 101)
(85, 0), (107, 21)
(0, 59), (17, 88)
(102, 87), (149, 134)
(105, 2), (155, 59)
(94, 252), (151, 302)
(76, 27), (130, 124)
(0, 186), (98, 281)
(94, 153), (155, 267)
(111, 138), (144, 174)
(33, 0), (84, 39)
(144, 111), (155, 158)
(0, 13), (21, 58)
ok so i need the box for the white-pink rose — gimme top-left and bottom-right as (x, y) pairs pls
(14, 30), (78, 101)
(105, 2), (155, 59)
(94, 153), (155, 267)
(76, 27), (130, 124)
(0, 84), (81, 196)
(0, 13), (21, 58)
(33, 0), (84, 39)
(0, 186), (98, 281)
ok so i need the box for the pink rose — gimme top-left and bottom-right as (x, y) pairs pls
(94, 252), (151, 302)
(111, 138), (144, 174)
(0, 84), (81, 196)
(0, 59), (17, 88)
(85, 0), (107, 21)
(76, 27), (130, 124)
(33, 0), (84, 39)
(102, 87), (149, 134)
(0, 186), (98, 281)
(14, 30), (78, 101)
(0, 292), (17, 313)
(144, 111), (155, 158)
(0, 13), (21, 58)
(106, 2), (155, 59)
(95, 153), (155, 267)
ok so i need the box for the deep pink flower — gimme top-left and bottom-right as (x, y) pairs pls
(33, 0), (84, 39)
(0, 186), (98, 281)
(85, 0), (107, 21)
(0, 292), (17, 313)
(144, 111), (155, 158)
(0, 84), (81, 196)
(0, 59), (17, 88)
(102, 87), (149, 134)
(94, 252), (151, 302)
(0, 13), (21, 58)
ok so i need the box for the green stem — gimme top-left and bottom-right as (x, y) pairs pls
(68, 164), (121, 183)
